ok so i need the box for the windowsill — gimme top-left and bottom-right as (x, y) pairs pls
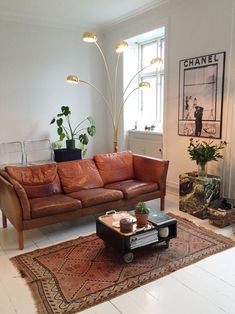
(128, 129), (163, 135)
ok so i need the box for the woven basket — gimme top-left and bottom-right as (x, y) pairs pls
(208, 208), (235, 228)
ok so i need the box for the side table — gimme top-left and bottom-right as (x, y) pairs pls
(54, 148), (82, 162)
(179, 172), (221, 219)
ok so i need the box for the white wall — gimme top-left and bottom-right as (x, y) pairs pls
(1, 1), (234, 194)
(103, 0), (234, 191)
(0, 20), (108, 158)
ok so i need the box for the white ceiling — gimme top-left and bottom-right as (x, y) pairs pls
(0, 0), (167, 30)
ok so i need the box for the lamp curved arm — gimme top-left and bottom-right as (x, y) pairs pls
(79, 79), (116, 130)
(123, 63), (152, 97)
(116, 87), (139, 129)
(95, 42), (114, 109)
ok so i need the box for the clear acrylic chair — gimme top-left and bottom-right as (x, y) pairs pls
(0, 141), (24, 169)
(23, 139), (55, 165)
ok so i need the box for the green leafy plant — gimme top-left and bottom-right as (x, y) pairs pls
(50, 106), (96, 154)
(135, 202), (150, 214)
(187, 138), (227, 165)
(144, 124), (156, 131)
(51, 140), (63, 149)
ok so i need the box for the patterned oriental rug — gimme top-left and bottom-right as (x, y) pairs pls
(11, 215), (234, 314)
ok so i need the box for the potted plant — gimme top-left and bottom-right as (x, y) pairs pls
(50, 106), (96, 156)
(135, 202), (150, 228)
(187, 138), (227, 178)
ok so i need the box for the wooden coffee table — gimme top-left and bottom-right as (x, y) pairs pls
(96, 210), (177, 263)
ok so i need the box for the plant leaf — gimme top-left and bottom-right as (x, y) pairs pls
(61, 106), (70, 116)
(57, 127), (63, 135)
(87, 116), (95, 125)
(82, 149), (88, 158)
(87, 125), (96, 136)
(59, 133), (65, 141)
(50, 117), (55, 125)
(79, 133), (89, 145)
(57, 118), (63, 126)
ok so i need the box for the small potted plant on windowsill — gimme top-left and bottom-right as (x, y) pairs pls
(50, 106), (96, 156)
(135, 202), (150, 228)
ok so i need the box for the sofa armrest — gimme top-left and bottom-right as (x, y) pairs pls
(0, 171), (30, 229)
(133, 154), (169, 193)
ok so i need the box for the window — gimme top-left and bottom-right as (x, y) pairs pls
(124, 28), (165, 133)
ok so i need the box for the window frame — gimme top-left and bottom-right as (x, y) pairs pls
(137, 36), (165, 131)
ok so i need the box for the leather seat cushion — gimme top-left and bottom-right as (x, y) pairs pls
(105, 180), (159, 199)
(58, 160), (104, 193)
(6, 164), (62, 198)
(68, 188), (123, 207)
(94, 151), (134, 185)
(30, 194), (82, 219)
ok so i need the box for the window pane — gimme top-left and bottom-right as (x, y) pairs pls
(141, 77), (156, 126)
(123, 29), (165, 133)
(142, 42), (157, 72)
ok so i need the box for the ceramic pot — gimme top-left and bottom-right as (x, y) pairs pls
(135, 213), (149, 228)
(66, 139), (75, 150)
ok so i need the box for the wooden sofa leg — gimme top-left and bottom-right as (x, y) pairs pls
(2, 212), (7, 228)
(160, 196), (165, 211)
(17, 231), (24, 250)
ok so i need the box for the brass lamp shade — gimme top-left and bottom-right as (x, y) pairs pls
(115, 41), (128, 53)
(139, 81), (150, 89)
(82, 32), (97, 43)
(67, 75), (79, 84)
(150, 57), (163, 65)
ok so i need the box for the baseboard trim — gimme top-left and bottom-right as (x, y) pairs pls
(167, 181), (178, 196)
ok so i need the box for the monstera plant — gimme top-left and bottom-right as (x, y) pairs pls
(50, 106), (96, 156)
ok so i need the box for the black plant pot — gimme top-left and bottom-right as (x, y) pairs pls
(54, 148), (81, 162)
(66, 139), (75, 150)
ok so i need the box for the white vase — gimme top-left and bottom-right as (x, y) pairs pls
(197, 162), (208, 178)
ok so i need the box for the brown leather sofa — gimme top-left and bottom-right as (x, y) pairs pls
(0, 151), (169, 249)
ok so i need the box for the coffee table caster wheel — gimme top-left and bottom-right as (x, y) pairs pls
(123, 252), (134, 263)
(163, 240), (169, 248)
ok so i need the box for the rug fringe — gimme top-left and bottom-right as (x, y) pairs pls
(169, 212), (235, 245)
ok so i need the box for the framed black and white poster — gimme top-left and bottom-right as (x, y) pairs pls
(178, 52), (225, 138)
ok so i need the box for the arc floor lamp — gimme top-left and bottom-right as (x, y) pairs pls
(67, 31), (162, 152)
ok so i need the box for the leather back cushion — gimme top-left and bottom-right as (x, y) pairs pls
(57, 159), (104, 194)
(93, 151), (134, 185)
(6, 164), (62, 199)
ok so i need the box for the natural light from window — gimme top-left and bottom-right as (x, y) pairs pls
(123, 27), (165, 133)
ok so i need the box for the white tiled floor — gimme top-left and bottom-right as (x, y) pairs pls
(0, 194), (234, 314)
